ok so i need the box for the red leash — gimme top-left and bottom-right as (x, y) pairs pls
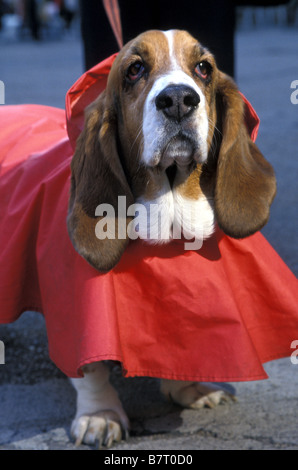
(102, 0), (123, 49)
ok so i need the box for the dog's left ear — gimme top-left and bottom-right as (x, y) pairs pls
(67, 91), (134, 273)
(214, 72), (276, 238)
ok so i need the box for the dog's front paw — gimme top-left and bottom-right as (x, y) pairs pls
(71, 410), (129, 448)
(161, 380), (235, 409)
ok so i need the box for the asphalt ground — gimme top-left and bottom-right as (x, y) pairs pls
(0, 17), (297, 451)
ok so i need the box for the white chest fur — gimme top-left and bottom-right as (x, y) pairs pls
(133, 170), (215, 250)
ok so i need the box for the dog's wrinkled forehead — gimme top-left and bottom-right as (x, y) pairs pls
(109, 29), (214, 89)
(127, 29), (200, 72)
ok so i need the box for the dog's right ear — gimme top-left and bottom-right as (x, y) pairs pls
(67, 91), (134, 273)
(214, 73), (276, 238)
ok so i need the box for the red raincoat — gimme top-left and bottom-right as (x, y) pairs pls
(0, 55), (297, 381)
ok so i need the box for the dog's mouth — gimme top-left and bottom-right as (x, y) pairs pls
(160, 134), (197, 187)
(161, 134), (196, 169)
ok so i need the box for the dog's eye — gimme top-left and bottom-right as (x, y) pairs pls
(195, 61), (212, 80)
(126, 61), (145, 83)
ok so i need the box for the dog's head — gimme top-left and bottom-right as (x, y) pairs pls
(67, 30), (276, 272)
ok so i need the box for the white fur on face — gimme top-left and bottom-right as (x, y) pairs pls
(137, 30), (215, 248)
(142, 31), (209, 167)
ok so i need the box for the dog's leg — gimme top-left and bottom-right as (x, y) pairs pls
(160, 380), (235, 409)
(70, 362), (129, 447)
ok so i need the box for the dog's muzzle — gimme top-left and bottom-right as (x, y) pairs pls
(155, 85), (201, 169)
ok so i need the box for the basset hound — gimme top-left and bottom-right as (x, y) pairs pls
(67, 30), (276, 447)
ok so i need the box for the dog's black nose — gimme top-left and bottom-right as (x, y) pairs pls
(155, 85), (200, 121)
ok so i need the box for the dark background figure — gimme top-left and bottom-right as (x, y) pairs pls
(59, 0), (77, 30)
(24, 0), (41, 40)
(79, 0), (236, 77)
(0, 0), (3, 30)
(0, 0), (14, 31)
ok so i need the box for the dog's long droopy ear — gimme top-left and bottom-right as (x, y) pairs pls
(67, 91), (134, 272)
(214, 73), (276, 238)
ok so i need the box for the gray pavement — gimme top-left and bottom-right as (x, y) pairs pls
(0, 19), (298, 451)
